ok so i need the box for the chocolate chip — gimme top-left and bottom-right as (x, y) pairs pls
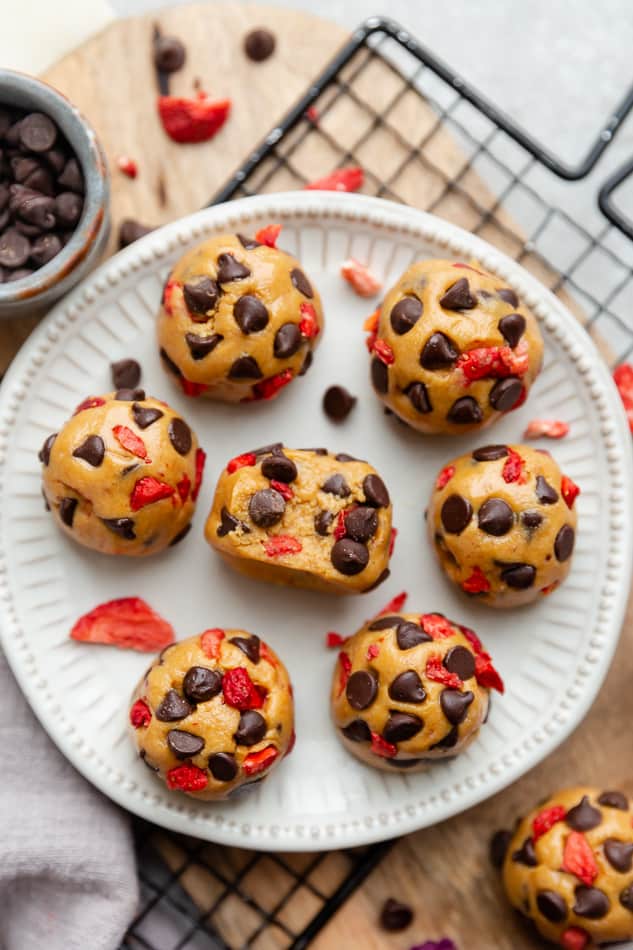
(299, 350), (313, 375)
(536, 475), (559, 504)
(440, 277), (476, 310)
(621, 884), (633, 912)
(498, 313), (526, 348)
(251, 442), (284, 457)
(522, 510), (543, 530)
(183, 667), (223, 703)
(405, 381), (432, 413)
(249, 488), (285, 526)
(372, 358), (393, 401)
(102, 517), (136, 540)
(115, 388), (145, 401)
(167, 729), (204, 760)
(153, 35), (186, 72)
(420, 332), (459, 370)
(234, 295), (269, 333)
(234, 710), (267, 746)
(217, 253), (250, 283)
(390, 296), (422, 334)
(57, 157), (83, 194)
(132, 403), (163, 429)
(20, 194), (56, 229)
(573, 886), (610, 919)
(5, 266), (33, 282)
(237, 233), (261, 250)
(290, 267), (313, 298)
(536, 890), (567, 923)
(431, 725), (459, 749)
(72, 435), (105, 467)
(344, 507), (378, 543)
(342, 719), (371, 742)
(380, 898), (413, 932)
(217, 506), (249, 536)
(59, 497), (77, 527)
(604, 838), (633, 873)
(331, 539), (369, 575)
(346, 670), (378, 710)
(368, 615), (402, 631)
(168, 418), (192, 455)
(111, 358), (141, 390)
(30, 232), (61, 265)
(500, 563), (536, 589)
(156, 689), (192, 722)
(497, 287), (519, 307)
(170, 523), (191, 546)
(554, 525), (575, 562)
(19, 112), (57, 152)
(261, 453), (297, 483)
(323, 385), (356, 421)
(244, 27), (276, 62)
(38, 433), (56, 465)
(444, 646), (475, 680)
(512, 837), (537, 866)
(274, 322), (302, 358)
(336, 453), (360, 462)
(209, 752), (237, 781)
(229, 355), (263, 379)
(447, 396), (482, 424)
(118, 218), (154, 248)
(388, 670), (425, 703)
(490, 830), (512, 869)
(478, 498), (513, 536)
(396, 621), (432, 649)
(383, 711), (423, 743)
(0, 229), (30, 267)
(472, 444), (508, 461)
(440, 688), (474, 725)
(183, 276), (220, 317)
(314, 510), (334, 535)
(489, 377), (523, 412)
(321, 474), (351, 497)
(441, 494), (472, 534)
(230, 635), (261, 664)
(599, 791), (628, 810)
(385, 757), (426, 769)
(363, 474), (389, 508)
(185, 332), (223, 359)
(55, 192), (83, 227)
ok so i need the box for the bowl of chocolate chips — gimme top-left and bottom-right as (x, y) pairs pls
(0, 69), (110, 317)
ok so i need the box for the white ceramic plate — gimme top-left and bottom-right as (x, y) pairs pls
(0, 192), (631, 851)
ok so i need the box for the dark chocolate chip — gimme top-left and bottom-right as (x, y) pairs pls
(490, 829), (512, 869)
(153, 35), (186, 72)
(168, 418), (192, 455)
(237, 233), (261, 249)
(132, 403), (163, 429)
(564, 794), (601, 831)
(249, 488), (286, 526)
(363, 473), (389, 508)
(500, 563), (536, 589)
(115, 388), (145, 401)
(217, 506), (250, 537)
(323, 385), (356, 422)
(183, 276), (220, 317)
(522, 510), (543, 530)
(441, 494), (472, 534)
(390, 296), (422, 335)
(234, 295), (269, 333)
(478, 498), (513, 536)
(599, 791), (629, 810)
(274, 322), (302, 358)
(183, 667), (223, 703)
(489, 377), (523, 412)
(512, 837), (537, 866)
(290, 267), (313, 298)
(185, 332), (223, 359)
(321, 473), (351, 497)
(59, 497), (77, 527)
(604, 838), (633, 873)
(573, 886), (610, 919)
(118, 219), (154, 248)
(440, 688), (474, 725)
(111, 358), (141, 391)
(299, 350), (313, 375)
(217, 253), (250, 283)
(388, 670), (425, 703)
(55, 192), (83, 227)
(498, 313), (526, 348)
(335, 453), (360, 462)
(440, 277), (476, 310)
(11, 156), (39, 183)
(431, 725), (459, 749)
(344, 507), (378, 543)
(535, 475), (559, 504)
(497, 287), (519, 307)
(346, 670), (378, 710)
(342, 719), (371, 742)
(261, 453), (297, 483)
(472, 444), (508, 461)
(57, 157), (84, 194)
(368, 615), (401, 631)
(621, 884), (633, 911)
(314, 509), (334, 535)
(244, 27), (276, 62)
(167, 729), (204, 760)
(370, 356), (388, 394)
(156, 689), (192, 722)
(102, 517), (136, 540)
(139, 748), (159, 772)
(229, 355), (263, 379)
(18, 195), (56, 230)
(209, 752), (238, 781)
(447, 396), (482, 424)
(230, 635), (261, 664)
(0, 229), (30, 267)
(396, 621), (432, 649)
(30, 232), (61, 265)
(72, 435), (105, 467)
(251, 442), (284, 457)
(331, 538), (369, 575)
(536, 890), (567, 923)
(19, 112), (57, 152)
(380, 898), (414, 932)
(444, 646), (476, 680)
(554, 524), (575, 562)
(420, 332), (459, 369)
(405, 381), (432, 414)
(234, 710), (267, 746)
(383, 711), (423, 743)
(385, 757), (427, 769)
(38, 433), (56, 465)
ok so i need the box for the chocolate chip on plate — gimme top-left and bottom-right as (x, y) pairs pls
(379, 897), (414, 932)
(244, 27), (277, 62)
(111, 358), (141, 391)
(153, 34), (186, 73)
(322, 385), (356, 422)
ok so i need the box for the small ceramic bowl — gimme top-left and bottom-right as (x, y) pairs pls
(0, 69), (110, 319)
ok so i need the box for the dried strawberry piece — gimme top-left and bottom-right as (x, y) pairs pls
(532, 804), (566, 841)
(131, 476), (175, 511)
(243, 745), (279, 776)
(370, 731), (397, 758)
(562, 831), (598, 886)
(250, 369), (294, 401)
(458, 624), (484, 656)
(167, 764), (208, 792)
(425, 654), (462, 688)
(179, 377), (209, 397)
(613, 363), (633, 433)
(176, 473), (191, 503)
(130, 698), (152, 728)
(74, 396), (105, 415)
(113, 425), (150, 461)
(270, 479), (294, 501)
(304, 166), (364, 192)
(561, 927), (590, 950)
(388, 527), (397, 556)
(340, 259), (382, 298)
(299, 302), (320, 339)
(305, 105), (320, 124)
(474, 655), (504, 694)
(540, 581), (559, 596)
(378, 591), (408, 615)
(255, 223), (282, 247)
(162, 279), (180, 316)
(263, 535), (302, 557)
(561, 475), (580, 509)
(227, 452), (256, 473)
(420, 613), (455, 640)
(338, 651), (352, 696)
(461, 567), (491, 594)
(502, 448), (526, 484)
(259, 641), (278, 667)
(524, 418), (569, 440)
(333, 508), (353, 541)
(372, 338), (395, 365)
(192, 448), (206, 500)
(326, 631), (347, 648)
(363, 309), (379, 333)
(157, 93), (231, 143)
(367, 643), (380, 660)
(222, 667), (264, 710)
(117, 155), (138, 178)
(457, 341), (529, 381)
(285, 729), (296, 756)
(436, 465), (455, 490)
(70, 597), (174, 652)
(200, 627), (225, 659)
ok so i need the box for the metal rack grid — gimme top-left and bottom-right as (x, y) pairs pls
(124, 16), (633, 950)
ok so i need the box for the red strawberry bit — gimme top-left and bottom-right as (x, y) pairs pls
(461, 567), (491, 594)
(130, 698), (152, 728)
(305, 105), (320, 124)
(561, 927), (590, 950)
(200, 627), (225, 659)
(130, 476), (175, 511)
(117, 155), (138, 178)
(179, 377), (209, 397)
(425, 654), (462, 688)
(263, 535), (302, 557)
(73, 396), (105, 415)
(370, 731), (397, 758)
(562, 831), (598, 886)
(299, 302), (320, 339)
(285, 729), (296, 756)
(70, 597), (174, 652)
(338, 651), (352, 696)
(474, 655), (505, 694)
(113, 425), (150, 461)
(326, 631), (347, 648)
(333, 509), (350, 541)
(162, 279), (180, 316)
(458, 624), (484, 656)
(340, 259), (382, 298)
(532, 804), (566, 841)
(367, 643), (380, 660)
(270, 479), (294, 501)
(255, 223), (282, 247)
(502, 448), (526, 484)
(176, 473), (191, 503)
(435, 465), (455, 490)
(243, 745), (279, 776)
(259, 641), (278, 667)
(157, 93), (231, 143)
(222, 667), (264, 710)
(613, 363), (633, 432)
(363, 309), (379, 333)
(540, 581), (559, 596)
(561, 475), (580, 509)
(250, 369), (294, 401)
(304, 166), (364, 192)
(167, 764), (208, 792)
(227, 452), (256, 474)
(192, 448), (206, 500)
(524, 418), (569, 440)
(388, 527), (397, 556)
(453, 262), (485, 275)
(420, 613), (455, 640)
(457, 341), (529, 382)
(378, 591), (408, 615)
(372, 338), (395, 365)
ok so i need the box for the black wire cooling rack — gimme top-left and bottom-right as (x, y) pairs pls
(123, 16), (633, 950)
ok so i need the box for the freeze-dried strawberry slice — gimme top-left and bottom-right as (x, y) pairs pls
(378, 591), (407, 615)
(524, 418), (569, 440)
(130, 698), (152, 728)
(157, 93), (231, 143)
(166, 764), (208, 792)
(222, 667), (264, 710)
(263, 535), (302, 557)
(561, 475), (580, 509)
(299, 302), (320, 339)
(255, 223), (281, 247)
(74, 396), (105, 415)
(243, 745), (279, 776)
(436, 465), (455, 490)
(425, 654), (462, 688)
(192, 448), (206, 500)
(613, 363), (633, 433)
(532, 804), (566, 841)
(370, 731), (397, 758)
(113, 425), (150, 461)
(326, 631), (347, 648)
(250, 369), (294, 401)
(502, 448), (526, 484)
(179, 377), (209, 397)
(200, 627), (225, 659)
(117, 155), (138, 178)
(333, 507), (355, 541)
(388, 527), (397, 556)
(366, 643), (380, 660)
(474, 655), (504, 694)
(304, 166), (364, 192)
(458, 624), (485, 656)
(227, 452), (256, 474)
(130, 476), (175, 510)
(340, 259), (382, 298)
(561, 928), (589, 950)
(70, 597), (174, 652)
(162, 279), (180, 316)
(420, 613), (455, 640)
(176, 473), (191, 503)
(562, 831), (598, 886)
(461, 567), (491, 594)
(372, 338), (394, 365)
(270, 479), (293, 500)
(338, 651), (352, 696)
(457, 341), (529, 381)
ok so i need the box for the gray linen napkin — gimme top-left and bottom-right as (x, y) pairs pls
(0, 651), (138, 950)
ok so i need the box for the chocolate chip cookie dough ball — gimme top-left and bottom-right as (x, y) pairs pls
(40, 390), (205, 556)
(367, 259), (543, 434)
(494, 787), (633, 948)
(428, 444), (579, 607)
(157, 233), (323, 401)
(331, 610), (503, 771)
(130, 629), (294, 800)
(205, 444), (393, 594)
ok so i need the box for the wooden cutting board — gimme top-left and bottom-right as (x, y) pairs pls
(11, 4), (630, 948)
